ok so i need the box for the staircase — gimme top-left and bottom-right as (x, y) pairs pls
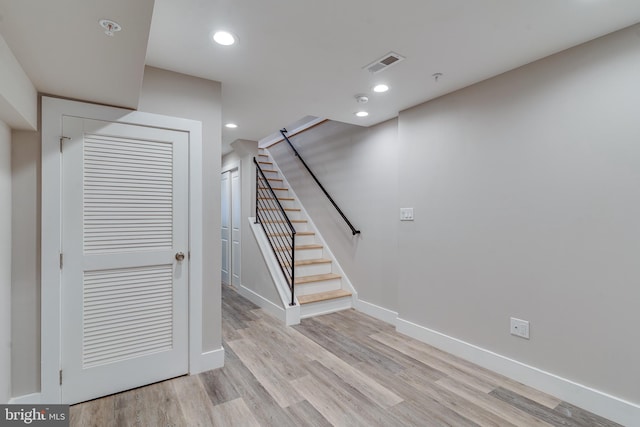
(255, 149), (353, 320)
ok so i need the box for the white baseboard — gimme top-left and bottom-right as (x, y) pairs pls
(396, 318), (640, 427)
(354, 298), (398, 326)
(190, 346), (224, 375)
(8, 392), (42, 405)
(237, 285), (290, 323)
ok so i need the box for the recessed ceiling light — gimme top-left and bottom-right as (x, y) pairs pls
(373, 84), (389, 93)
(213, 31), (236, 46)
(225, 123), (238, 129)
(355, 111), (369, 118)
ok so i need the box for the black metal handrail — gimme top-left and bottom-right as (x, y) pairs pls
(254, 157), (297, 306)
(280, 128), (361, 235)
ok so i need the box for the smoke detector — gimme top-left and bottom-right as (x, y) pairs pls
(99, 19), (122, 37)
(355, 94), (369, 104)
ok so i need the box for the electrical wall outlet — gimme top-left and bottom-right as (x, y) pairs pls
(400, 208), (414, 221)
(510, 317), (530, 339)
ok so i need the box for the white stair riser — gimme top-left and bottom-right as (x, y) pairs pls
(284, 210), (303, 220)
(292, 221), (308, 232)
(261, 170), (280, 179)
(260, 209), (302, 220)
(259, 220), (306, 231)
(294, 234), (316, 246)
(299, 296), (352, 319)
(295, 262), (332, 277)
(264, 188), (288, 198)
(295, 247), (323, 260)
(277, 199), (297, 209)
(266, 179), (285, 187)
(258, 189), (290, 198)
(258, 198), (297, 210)
(269, 233), (315, 246)
(295, 278), (341, 296)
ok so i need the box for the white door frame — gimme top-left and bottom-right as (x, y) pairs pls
(41, 97), (207, 403)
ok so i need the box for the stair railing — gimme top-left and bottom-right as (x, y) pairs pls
(254, 157), (297, 306)
(280, 129), (361, 236)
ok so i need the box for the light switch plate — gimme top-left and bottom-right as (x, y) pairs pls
(400, 208), (414, 221)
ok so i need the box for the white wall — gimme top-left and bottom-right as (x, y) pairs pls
(0, 35), (37, 130)
(138, 66), (222, 352)
(222, 141), (282, 306)
(397, 24), (640, 404)
(0, 119), (12, 403)
(269, 119), (399, 311)
(10, 130), (40, 397)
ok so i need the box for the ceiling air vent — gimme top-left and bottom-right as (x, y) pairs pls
(364, 52), (405, 74)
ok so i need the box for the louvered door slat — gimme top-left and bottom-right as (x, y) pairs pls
(83, 265), (173, 368)
(83, 134), (173, 257)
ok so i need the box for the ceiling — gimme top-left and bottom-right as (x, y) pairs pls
(2, 1), (640, 154)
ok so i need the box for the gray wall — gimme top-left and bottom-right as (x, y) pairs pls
(138, 66), (222, 353)
(10, 129), (40, 397)
(265, 24), (640, 404)
(397, 24), (640, 403)
(269, 119), (399, 311)
(0, 120), (12, 403)
(222, 141), (282, 306)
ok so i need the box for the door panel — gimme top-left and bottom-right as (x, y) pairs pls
(221, 171), (231, 285)
(61, 117), (189, 404)
(231, 169), (241, 287)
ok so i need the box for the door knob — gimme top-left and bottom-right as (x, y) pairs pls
(175, 252), (185, 262)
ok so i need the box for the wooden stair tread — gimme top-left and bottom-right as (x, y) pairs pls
(295, 273), (340, 285)
(262, 219), (307, 223)
(295, 258), (332, 266)
(281, 258), (331, 268)
(259, 186), (288, 191)
(297, 289), (352, 305)
(267, 178), (283, 182)
(262, 207), (301, 212)
(295, 244), (322, 250)
(258, 161), (273, 165)
(276, 244), (323, 251)
(258, 198), (294, 202)
(268, 231), (314, 236)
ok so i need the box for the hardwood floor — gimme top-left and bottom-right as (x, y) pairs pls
(70, 285), (622, 426)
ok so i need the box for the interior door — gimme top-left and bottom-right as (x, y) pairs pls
(61, 116), (189, 404)
(221, 171), (231, 285)
(231, 169), (241, 287)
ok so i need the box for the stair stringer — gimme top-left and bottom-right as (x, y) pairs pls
(247, 217), (301, 325)
(264, 150), (359, 317)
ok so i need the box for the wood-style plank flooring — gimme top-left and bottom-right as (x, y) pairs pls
(70, 285), (622, 426)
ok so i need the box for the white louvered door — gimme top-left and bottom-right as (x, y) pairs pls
(61, 117), (189, 404)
